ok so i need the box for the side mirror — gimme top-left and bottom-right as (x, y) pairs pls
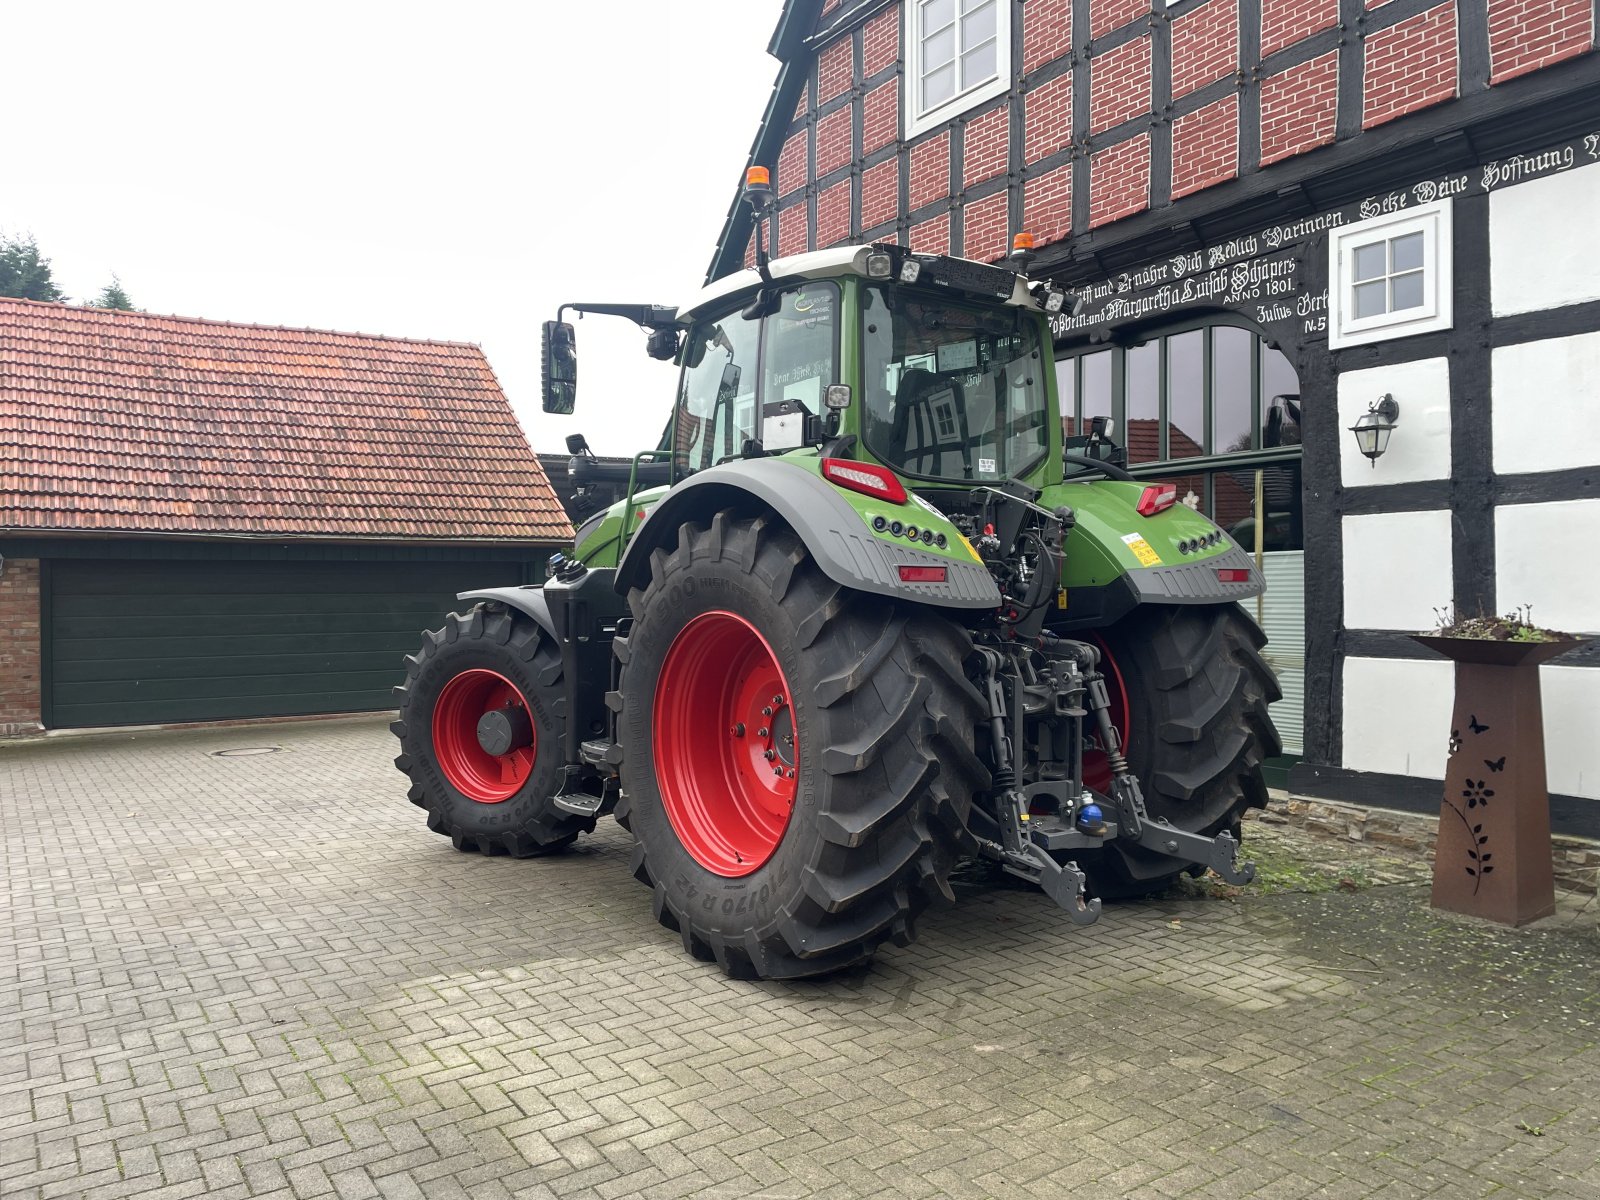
(542, 320), (577, 414)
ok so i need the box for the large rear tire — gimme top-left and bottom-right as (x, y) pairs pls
(392, 604), (595, 856)
(615, 511), (990, 980)
(1081, 604), (1281, 897)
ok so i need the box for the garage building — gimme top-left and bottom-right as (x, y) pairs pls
(0, 299), (569, 733)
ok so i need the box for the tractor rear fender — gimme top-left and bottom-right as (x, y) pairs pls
(613, 459), (1001, 610)
(456, 585), (557, 641)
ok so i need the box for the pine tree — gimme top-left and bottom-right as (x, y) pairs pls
(0, 234), (65, 302)
(94, 275), (138, 311)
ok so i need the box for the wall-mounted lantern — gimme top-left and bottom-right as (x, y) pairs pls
(1349, 394), (1401, 466)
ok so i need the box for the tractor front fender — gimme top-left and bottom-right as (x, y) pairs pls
(614, 459), (1001, 610)
(455, 586), (558, 642)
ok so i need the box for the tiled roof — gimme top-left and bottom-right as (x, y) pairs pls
(0, 299), (572, 542)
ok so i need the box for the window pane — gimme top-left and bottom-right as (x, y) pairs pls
(1056, 357), (1078, 436)
(1352, 279), (1387, 319)
(1080, 350), (1112, 427)
(1391, 230), (1424, 272)
(1167, 330), (1204, 459)
(1260, 343), (1301, 450)
(961, 1), (997, 50)
(923, 25), (956, 67)
(922, 0), (955, 33)
(1390, 270), (1425, 312)
(1125, 342), (1159, 463)
(1212, 468), (1255, 536)
(1260, 459), (1303, 551)
(1211, 326), (1253, 455)
(922, 62), (957, 109)
(1352, 241), (1386, 283)
(960, 41), (997, 88)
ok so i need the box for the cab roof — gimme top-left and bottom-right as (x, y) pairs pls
(676, 244), (1042, 324)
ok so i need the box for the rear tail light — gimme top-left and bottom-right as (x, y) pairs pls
(898, 566), (947, 583)
(1136, 483), (1178, 517)
(821, 458), (907, 504)
(1217, 568), (1251, 583)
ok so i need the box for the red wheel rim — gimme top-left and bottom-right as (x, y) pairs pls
(432, 669), (537, 802)
(1082, 636), (1131, 796)
(654, 611), (798, 877)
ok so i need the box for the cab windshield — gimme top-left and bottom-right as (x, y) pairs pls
(862, 285), (1049, 483)
(667, 282), (839, 473)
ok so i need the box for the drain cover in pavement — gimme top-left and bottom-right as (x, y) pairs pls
(209, 746), (283, 758)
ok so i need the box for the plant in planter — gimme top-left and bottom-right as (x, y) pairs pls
(1412, 606), (1587, 926)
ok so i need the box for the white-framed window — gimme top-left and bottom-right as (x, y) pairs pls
(1328, 199), (1453, 348)
(904, 0), (1010, 139)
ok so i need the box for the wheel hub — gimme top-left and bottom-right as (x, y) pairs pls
(432, 669), (537, 803)
(654, 611), (799, 877)
(476, 705), (533, 757)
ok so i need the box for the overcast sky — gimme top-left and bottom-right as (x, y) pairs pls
(2, 1), (785, 455)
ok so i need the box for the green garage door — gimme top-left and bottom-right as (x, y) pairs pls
(47, 558), (524, 728)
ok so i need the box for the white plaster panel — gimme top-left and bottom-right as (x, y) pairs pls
(1542, 665), (1600, 800)
(1494, 500), (1600, 633)
(1341, 656), (1455, 779)
(1491, 160), (1600, 316)
(1337, 358), (1451, 487)
(1492, 331), (1600, 474)
(1342, 510), (1453, 631)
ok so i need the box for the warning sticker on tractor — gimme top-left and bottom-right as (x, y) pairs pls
(1120, 532), (1163, 567)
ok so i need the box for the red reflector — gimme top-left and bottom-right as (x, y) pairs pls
(821, 458), (907, 504)
(1136, 484), (1178, 516)
(1217, 568), (1251, 583)
(898, 566), (947, 583)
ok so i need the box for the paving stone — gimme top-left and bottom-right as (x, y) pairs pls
(1, 717), (1598, 1198)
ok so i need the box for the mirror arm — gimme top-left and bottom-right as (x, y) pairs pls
(556, 302), (680, 332)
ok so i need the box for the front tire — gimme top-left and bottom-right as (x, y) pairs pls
(392, 604), (595, 856)
(615, 511), (989, 980)
(1081, 604), (1282, 896)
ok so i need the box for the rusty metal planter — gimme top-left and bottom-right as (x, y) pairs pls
(1410, 634), (1589, 926)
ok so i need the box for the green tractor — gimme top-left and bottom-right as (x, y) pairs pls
(393, 173), (1281, 980)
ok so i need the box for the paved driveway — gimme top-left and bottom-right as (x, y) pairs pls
(2, 717), (1598, 1199)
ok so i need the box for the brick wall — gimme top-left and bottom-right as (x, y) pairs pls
(1172, 94), (1239, 199)
(1489, 0), (1594, 84)
(862, 82), (898, 155)
(749, 0), (1595, 265)
(1023, 0), (1073, 74)
(1260, 0), (1338, 58)
(1024, 70), (1074, 164)
(862, 5), (899, 76)
(1089, 35), (1152, 134)
(1260, 51), (1338, 166)
(0, 557), (42, 734)
(1024, 161), (1074, 245)
(910, 211), (951, 254)
(910, 132), (951, 211)
(816, 179), (852, 248)
(815, 106), (853, 178)
(962, 104), (1010, 188)
(1364, 2), (1458, 130)
(1089, 0), (1149, 42)
(1171, 0), (1238, 99)
(861, 158), (899, 232)
(963, 192), (1011, 262)
(1089, 133), (1150, 227)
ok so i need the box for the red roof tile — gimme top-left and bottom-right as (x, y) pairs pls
(0, 299), (572, 542)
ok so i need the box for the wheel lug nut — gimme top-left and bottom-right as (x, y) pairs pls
(772, 695), (784, 705)
(785, 768), (795, 779)
(731, 723), (745, 737)
(764, 749), (776, 761)
(761, 706), (773, 716)
(757, 727), (769, 738)
(773, 766), (782, 776)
